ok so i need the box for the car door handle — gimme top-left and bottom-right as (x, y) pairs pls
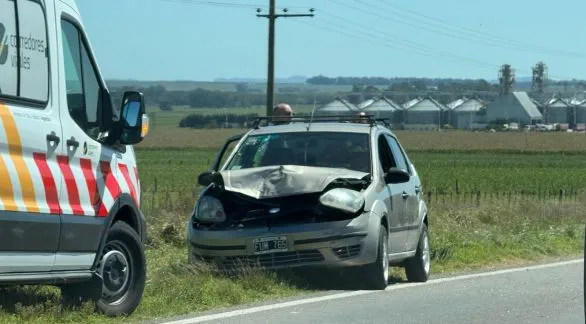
(66, 138), (79, 148)
(415, 185), (421, 194)
(402, 191), (408, 199)
(46, 133), (60, 144)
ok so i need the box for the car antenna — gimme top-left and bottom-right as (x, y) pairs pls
(306, 95), (317, 131)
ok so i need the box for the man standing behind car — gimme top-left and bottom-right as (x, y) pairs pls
(271, 103), (293, 125)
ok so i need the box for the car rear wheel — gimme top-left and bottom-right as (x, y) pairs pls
(61, 221), (146, 317)
(358, 225), (389, 290)
(404, 223), (430, 282)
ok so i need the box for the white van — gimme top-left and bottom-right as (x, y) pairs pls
(0, 0), (149, 317)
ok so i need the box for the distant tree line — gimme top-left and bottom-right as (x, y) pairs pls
(178, 113), (260, 128)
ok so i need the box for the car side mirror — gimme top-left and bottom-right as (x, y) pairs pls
(198, 171), (223, 187)
(384, 167), (410, 184)
(119, 91), (149, 145)
(198, 171), (214, 186)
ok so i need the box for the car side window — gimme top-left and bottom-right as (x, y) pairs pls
(377, 134), (396, 173)
(385, 134), (411, 174)
(61, 19), (102, 141)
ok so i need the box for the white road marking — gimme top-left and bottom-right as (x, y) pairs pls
(161, 258), (584, 324)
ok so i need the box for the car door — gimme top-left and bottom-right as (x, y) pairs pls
(53, 4), (122, 271)
(386, 134), (421, 251)
(0, 0), (63, 273)
(376, 133), (408, 254)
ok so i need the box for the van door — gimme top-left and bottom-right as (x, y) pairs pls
(0, 0), (63, 273)
(54, 5), (128, 271)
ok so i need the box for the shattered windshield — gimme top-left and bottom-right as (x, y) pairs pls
(224, 132), (371, 173)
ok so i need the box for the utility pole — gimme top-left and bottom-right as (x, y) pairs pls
(257, 2), (315, 117)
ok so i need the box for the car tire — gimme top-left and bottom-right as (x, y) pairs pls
(404, 223), (431, 282)
(358, 225), (389, 290)
(61, 221), (146, 317)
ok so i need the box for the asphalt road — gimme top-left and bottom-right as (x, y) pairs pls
(160, 259), (585, 324)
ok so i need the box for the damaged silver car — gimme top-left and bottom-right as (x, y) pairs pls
(187, 116), (430, 290)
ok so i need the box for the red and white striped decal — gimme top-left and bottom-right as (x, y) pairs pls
(32, 152), (61, 214)
(97, 160), (121, 217)
(30, 153), (140, 218)
(118, 163), (138, 205)
(80, 158), (100, 215)
(57, 155), (85, 215)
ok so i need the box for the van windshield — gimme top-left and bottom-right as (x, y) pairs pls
(224, 132), (371, 173)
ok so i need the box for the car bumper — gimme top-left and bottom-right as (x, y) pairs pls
(187, 213), (380, 271)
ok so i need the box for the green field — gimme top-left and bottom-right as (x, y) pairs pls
(0, 126), (584, 323)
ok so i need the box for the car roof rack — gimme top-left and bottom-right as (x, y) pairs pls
(251, 114), (393, 129)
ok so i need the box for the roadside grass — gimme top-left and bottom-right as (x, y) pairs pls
(1, 192), (581, 323)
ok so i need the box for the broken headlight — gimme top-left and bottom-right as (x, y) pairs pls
(319, 188), (365, 214)
(194, 196), (226, 223)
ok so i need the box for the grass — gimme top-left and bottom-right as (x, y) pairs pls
(0, 129), (585, 323)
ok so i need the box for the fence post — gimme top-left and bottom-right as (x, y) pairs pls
(427, 191), (432, 206)
(151, 177), (157, 210)
(476, 190), (481, 206)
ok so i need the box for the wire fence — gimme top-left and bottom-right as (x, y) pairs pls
(137, 182), (586, 214)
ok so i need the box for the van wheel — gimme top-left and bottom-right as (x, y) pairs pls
(61, 221), (146, 317)
(357, 225), (389, 290)
(404, 223), (431, 282)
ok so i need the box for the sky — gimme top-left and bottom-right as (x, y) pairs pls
(75, 0), (586, 82)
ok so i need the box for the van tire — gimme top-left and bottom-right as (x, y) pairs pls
(61, 221), (146, 317)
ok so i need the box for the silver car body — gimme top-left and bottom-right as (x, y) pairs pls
(187, 121), (428, 272)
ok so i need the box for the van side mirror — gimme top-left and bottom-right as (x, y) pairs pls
(119, 91), (149, 145)
(384, 167), (410, 184)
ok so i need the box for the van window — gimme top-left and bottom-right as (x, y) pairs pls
(0, 0), (49, 103)
(61, 19), (102, 141)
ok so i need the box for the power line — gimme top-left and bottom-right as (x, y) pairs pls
(158, 0), (310, 10)
(318, 12), (499, 71)
(327, 0), (586, 59)
(294, 17), (576, 80)
(373, 0), (586, 58)
(293, 19), (496, 72)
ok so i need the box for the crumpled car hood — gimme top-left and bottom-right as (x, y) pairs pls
(219, 165), (369, 199)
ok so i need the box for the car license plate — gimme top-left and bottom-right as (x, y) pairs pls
(252, 236), (288, 255)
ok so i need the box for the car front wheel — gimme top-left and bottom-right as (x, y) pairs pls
(357, 225), (389, 290)
(61, 221), (146, 317)
(404, 223), (431, 282)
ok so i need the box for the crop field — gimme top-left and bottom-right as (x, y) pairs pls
(0, 126), (585, 323)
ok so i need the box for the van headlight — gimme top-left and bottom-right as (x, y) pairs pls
(194, 196), (226, 223)
(319, 188), (365, 214)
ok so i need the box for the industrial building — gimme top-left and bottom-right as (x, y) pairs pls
(358, 96), (402, 122)
(485, 92), (543, 125)
(314, 97), (358, 116)
(542, 97), (570, 124)
(402, 96), (447, 128)
(447, 97), (487, 129)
